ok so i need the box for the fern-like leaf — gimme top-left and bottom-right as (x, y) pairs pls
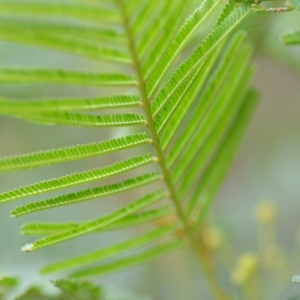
(0, 0), (257, 281)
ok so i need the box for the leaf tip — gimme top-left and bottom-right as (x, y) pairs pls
(292, 275), (300, 283)
(21, 243), (33, 252)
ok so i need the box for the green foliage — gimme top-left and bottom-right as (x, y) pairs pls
(0, 277), (104, 300)
(288, 0), (300, 10)
(52, 279), (103, 300)
(0, 277), (19, 299)
(0, 0), (258, 289)
(282, 29), (300, 44)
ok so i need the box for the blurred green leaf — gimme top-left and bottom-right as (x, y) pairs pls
(282, 29), (300, 44)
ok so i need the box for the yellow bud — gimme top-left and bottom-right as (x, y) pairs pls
(231, 253), (259, 286)
(255, 202), (278, 225)
(202, 226), (223, 250)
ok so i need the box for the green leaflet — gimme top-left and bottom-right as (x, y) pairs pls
(192, 90), (259, 230)
(137, 0), (178, 57)
(150, 4), (251, 114)
(282, 29), (300, 44)
(11, 172), (162, 216)
(166, 31), (247, 167)
(0, 154), (155, 203)
(154, 71), (198, 131)
(146, 0), (222, 95)
(0, 18), (125, 44)
(0, 1), (119, 23)
(214, 1), (235, 27)
(21, 207), (173, 235)
(13, 112), (146, 127)
(171, 44), (254, 184)
(0, 95), (141, 115)
(0, 68), (136, 86)
(20, 190), (167, 251)
(130, 0), (159, 36)
(186, 66), (255, 213)
(0, 133), (150, 172)
(178, 68), (254, 199)
(154, 44), (223, 134)
(0, 30), (131, 64)
(141, 0), (190, 77)
(69, 240), (185, 278)
(159, 44), (222, 149)
(40, 224), (179, 274)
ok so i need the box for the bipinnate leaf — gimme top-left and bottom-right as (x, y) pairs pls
(0, 0), (257, 280)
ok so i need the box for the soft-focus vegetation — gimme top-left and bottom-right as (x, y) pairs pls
(0, 0), (300, 299)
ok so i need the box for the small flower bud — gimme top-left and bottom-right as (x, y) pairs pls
(231, 253), (259, 286)
(202, 226), (223, 250)
(255, 202), (278, 225)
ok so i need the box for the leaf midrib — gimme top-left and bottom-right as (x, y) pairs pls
(114, 0), (200, 256)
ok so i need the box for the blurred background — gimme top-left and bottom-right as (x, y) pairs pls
(0, 4), (300, 300)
